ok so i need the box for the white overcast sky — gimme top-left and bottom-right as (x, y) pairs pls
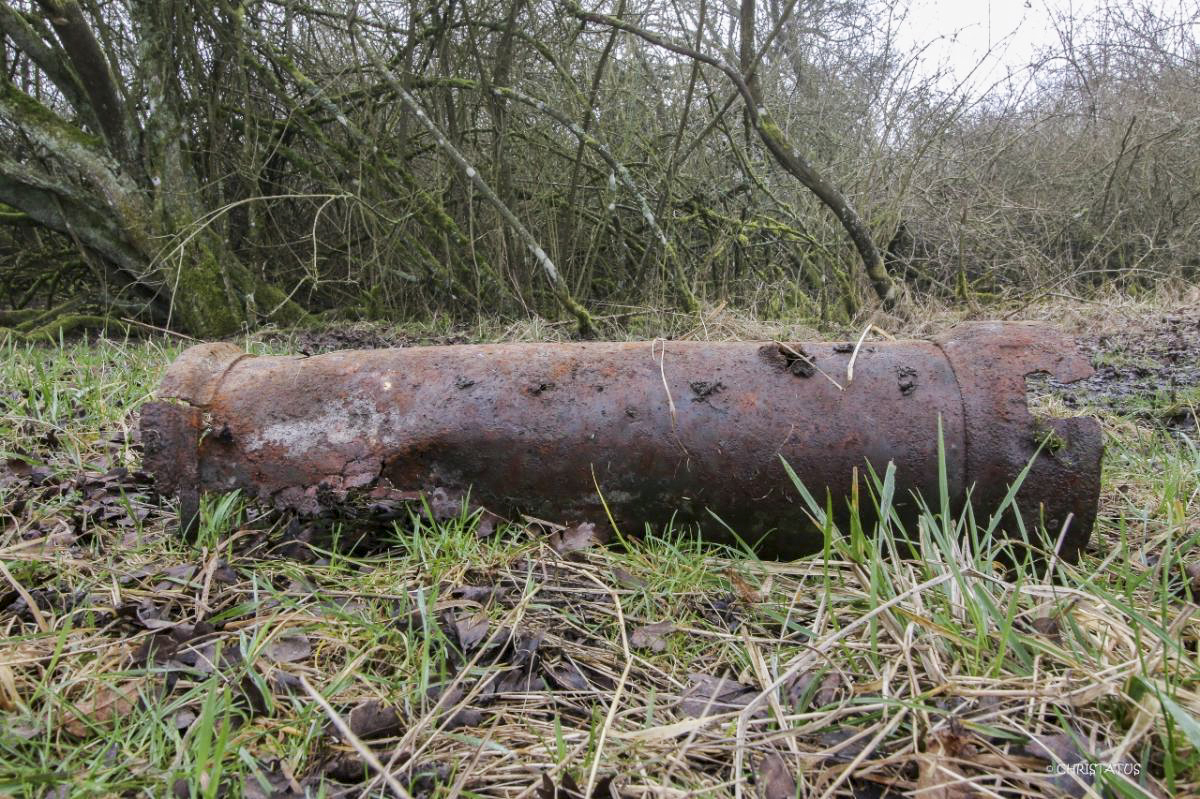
(898, 0), (1104, 89)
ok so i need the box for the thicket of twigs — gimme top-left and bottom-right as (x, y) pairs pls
(0, 0), (1197, 336)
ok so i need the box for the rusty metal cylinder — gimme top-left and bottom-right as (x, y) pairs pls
(140, 322), (1102, 560)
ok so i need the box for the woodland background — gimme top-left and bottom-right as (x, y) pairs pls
(0, 0), (1198, 338)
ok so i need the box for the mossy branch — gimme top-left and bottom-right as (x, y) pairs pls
(0, 313), (134, 342)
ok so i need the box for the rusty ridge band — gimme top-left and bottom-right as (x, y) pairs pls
(140, 322), (1103, 561)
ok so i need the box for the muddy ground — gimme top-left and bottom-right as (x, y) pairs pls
(1052, 311), (1199, 435)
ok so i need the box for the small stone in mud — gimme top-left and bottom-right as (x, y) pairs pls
(896, 366), (918, 396)
(689, 380), (724, 401)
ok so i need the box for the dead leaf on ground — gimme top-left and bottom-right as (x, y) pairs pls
(784, 669), (843, 710)
(1029, 616), (1062, 640)
(680, 673), (763, 718)
(61, 680), (143, 737)
(346, 699), (402, 739)
(915, 719), (978, 799)
(3, 456), (33, 478)
(265, 633), (312, 664)
(322, 751), (450, 790)
(152, 563), (197, 592)
(1179, 562), (1200, 597)
(756, 753), (797, 799)
(473, 507), (505, 537)
(451, 584), (504, 603)
(454, 611), (490, 651)
(815, 728), (872, 765)
(428, 684), (485, 730)
(549, 522), (601, 556)
(546, 658), (591, 692)
(212, 561), (239, 585)
(726, 568), (763, 603)
(116, 599), (177, 631)
(611, 567), (645, 589)
(243, 757), (307, 799)
(696, 594), (742, 632)
(1018, 730), (1095, 798)
(814, 672), (844, 707)
(170, 708), (196, 730)
(630, 621), (675, 652)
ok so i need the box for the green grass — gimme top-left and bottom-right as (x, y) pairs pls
(0, 312), (1197, 798)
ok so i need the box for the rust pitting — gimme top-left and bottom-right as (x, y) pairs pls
(140, 324), (1102, 561)
(689, 380), (724, 401)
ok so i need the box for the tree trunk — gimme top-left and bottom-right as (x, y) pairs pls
(0, 0), (305, 337)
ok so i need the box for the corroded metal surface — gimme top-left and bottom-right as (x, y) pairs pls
(141, 323), (1102, 560)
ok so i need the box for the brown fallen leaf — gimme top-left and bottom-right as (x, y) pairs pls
(549, 522), (601, 556)
(323, 752), (450, 789)
(61, 680), (143, 738)
(756, 753), (797, 799)
(1180, 562), (1200, 597)
(212, 561), (239, 585)
(726, 568), (763, 603)
(116, 599), (176, 631)
(265, 633), (312, 664)
(630, 621), (675, 652)
(611, 566), (645, 589)
(680, 673), (764, 718)
(814, 672), (844, 708)
(454, 611), (490, 651)
(451, 584), (503, 603)
(473, 507), (505, 538)
(915, 719), (978, 799)
(546, 658), (591, 692)
(1029, 616), (1062, 640)
(3, 456), (33, 478)
(346, 699), (402, 739)
(428, 684), (485, 730)
(243, 757), (307, 799)
(815, 728), (871, 765)
(1018, 730), (1095, 798)
(784, 669), (843, 710)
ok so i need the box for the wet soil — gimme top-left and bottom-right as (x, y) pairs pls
(1049, 312), (1199, 434)
(262, 325), (470, 355)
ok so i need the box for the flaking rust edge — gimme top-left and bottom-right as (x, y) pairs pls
(139, 323), (1102, 561)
